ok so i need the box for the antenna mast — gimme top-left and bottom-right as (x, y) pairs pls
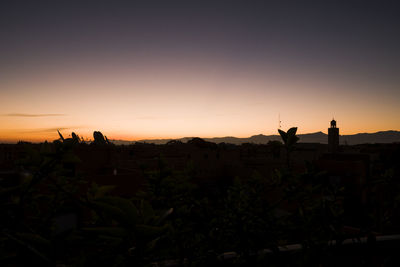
(278, 113), (281, 129)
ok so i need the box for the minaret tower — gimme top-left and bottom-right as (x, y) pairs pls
(328, 119), (339, 153)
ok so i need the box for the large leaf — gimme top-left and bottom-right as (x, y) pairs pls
(16, 232), (51, 248)
(278, 129), (288, 143)
(287, 127), (297, 137)
(57, 130), (65, 141)
(3, 232), (51, 263)
(156, 208), (174, 224)
(96, 197), (139, 225)
(93, 185), (116, 199)
(71, 132), (80, 143)
(287, 135), (299, 147)
(141, 200), (155, 223)
(279, 127), (299, 147)
(82, 227), (128, 237)
(135, 224), (168, 238)
(284, 127), (299, 147)
(91, 201), (127, 225)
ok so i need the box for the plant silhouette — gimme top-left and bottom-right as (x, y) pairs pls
(278, 127), (299, 168)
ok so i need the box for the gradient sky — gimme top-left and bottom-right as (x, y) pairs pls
(1, 0), (400, 142)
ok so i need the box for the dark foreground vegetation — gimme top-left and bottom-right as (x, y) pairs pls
(1, 129), (400, 266)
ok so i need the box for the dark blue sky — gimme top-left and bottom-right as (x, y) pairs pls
(2, 0), (400, 79)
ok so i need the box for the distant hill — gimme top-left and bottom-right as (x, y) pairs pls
(110, 130), (400, 145)
(340, 131), (400, 145)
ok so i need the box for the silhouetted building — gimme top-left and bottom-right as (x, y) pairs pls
(328, 119), (339, 153)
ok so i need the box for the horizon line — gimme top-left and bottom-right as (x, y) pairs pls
(1, 129), (399, 144)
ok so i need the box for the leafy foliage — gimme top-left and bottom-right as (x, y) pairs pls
(0, 134), (170, 266)
(2, 129), (398, 266)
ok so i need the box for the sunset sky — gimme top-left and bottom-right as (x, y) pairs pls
(1, 1), (400, 142)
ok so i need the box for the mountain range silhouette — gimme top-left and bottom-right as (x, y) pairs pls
(110, 130), (400, 145)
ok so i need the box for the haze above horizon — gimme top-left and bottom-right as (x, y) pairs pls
(1, 1), (400, 142)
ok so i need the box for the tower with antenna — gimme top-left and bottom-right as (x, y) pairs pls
(328, 118), (339, 153)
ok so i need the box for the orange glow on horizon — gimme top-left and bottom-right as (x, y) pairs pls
(1, 59), (400, 143)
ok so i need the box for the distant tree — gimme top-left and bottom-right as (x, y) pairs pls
(92, 131), (111, 145)
(166, 140), (183, 145)
(187, 137), (206, 145)
(187, 137), (217, 149)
